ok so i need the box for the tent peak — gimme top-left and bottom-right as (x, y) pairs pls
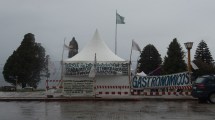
(64, 30), (126, 62)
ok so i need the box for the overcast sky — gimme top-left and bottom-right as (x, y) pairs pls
(1, 0), (215, 67)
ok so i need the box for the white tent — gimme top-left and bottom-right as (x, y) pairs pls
(62, 30), (130, 97)
(64, 29), (126, 62)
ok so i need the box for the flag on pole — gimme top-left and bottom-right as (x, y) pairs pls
(184, 57), (199, 70)
(89, 53), (97, 78)
(191, 62), (199, 70)
(116, 12), (125, 24)
(132, 40), (141, 53)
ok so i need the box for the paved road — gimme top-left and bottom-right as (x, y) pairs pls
(0, 100), (214, 120)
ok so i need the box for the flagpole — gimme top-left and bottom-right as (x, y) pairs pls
(61, 38), (66, 93)
(135, 56), (140, 74)
(115, 10), (118, 55)
(61, 38), (66, 80)
(94, 53), (97, 98)
(129, 40), (141, 95)
(128, 42), (133, 95)
(129, 42), (133, 65)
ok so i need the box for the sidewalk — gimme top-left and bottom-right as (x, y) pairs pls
(0, 91), (197, 101)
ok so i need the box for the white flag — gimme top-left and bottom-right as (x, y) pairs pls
(191, 62), (199, 70)
(184, 58), (199, 70)
(89, 54), (97, 78)
(132, 40), (141, 53)
(64, 44), (72, 50)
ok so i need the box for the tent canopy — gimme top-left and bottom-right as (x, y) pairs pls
(64, 30), (127, 63)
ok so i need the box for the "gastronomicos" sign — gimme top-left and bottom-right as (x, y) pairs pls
(132, 72), (190, 89)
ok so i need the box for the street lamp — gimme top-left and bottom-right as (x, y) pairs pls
(184, 42), (193, 73)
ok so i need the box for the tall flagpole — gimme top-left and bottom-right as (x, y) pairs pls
(115, 10), (118, 55)
(129, 40), (141, 95)
(61, 38), (66, 93)
(135, 56), (140, 74)
(61, 38), (66, 80)
(93, 53), (97, 98)
(128, 42), (133, 95)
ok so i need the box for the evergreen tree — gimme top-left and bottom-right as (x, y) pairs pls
(192, 59), (215, 78)
(44, 55), (50, 79)
(194, 40), (214, 64)
(192, 40), (215, 78)
(137, 44), (162, 75)
(3, 33), (46, 88)
(162, 38), (187, 74)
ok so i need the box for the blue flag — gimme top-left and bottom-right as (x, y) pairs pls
(116, 13), (125, 24)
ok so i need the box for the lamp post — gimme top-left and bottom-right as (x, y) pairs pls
(184, 42), (193, 73)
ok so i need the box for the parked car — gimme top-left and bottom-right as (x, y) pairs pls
(191, 75), (215, 103)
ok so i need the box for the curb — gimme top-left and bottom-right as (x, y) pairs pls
(0, 96), (197, 102)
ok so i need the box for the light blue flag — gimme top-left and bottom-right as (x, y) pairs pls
(116, 13), (125, 24)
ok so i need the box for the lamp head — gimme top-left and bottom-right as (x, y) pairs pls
(184, 42), (193, 49)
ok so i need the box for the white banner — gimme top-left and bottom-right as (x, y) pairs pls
(65, 63), (128, 76)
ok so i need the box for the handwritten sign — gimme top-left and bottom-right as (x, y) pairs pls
(132, 72), (190, 89)
(65, 63), (128, 76)
(64, 80), (94, 95)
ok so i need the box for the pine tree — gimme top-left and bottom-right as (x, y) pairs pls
(162, 38), (187, 74)
(192, 40), (215, 77)
(3, 33), (46, 88)
(194, 40), (214, 64)
(192, 59), (215, 78)
(137, 44), (162, 75)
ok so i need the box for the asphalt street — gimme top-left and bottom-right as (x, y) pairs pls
(0, 100), (214, 120)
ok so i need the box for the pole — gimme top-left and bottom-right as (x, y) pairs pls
(188, 49), (191, 73)
(115, 10), (118, 55)
(93, 53), (97, 98)
(187, 48), (192, 84)
(128, 45), (133, 95)
(45, 80), (48, 94)
(61, 38), (66, 93)
(135, 56), (140, 74)
(15, 76), (18, 90)
(184, 42), (193, 83)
